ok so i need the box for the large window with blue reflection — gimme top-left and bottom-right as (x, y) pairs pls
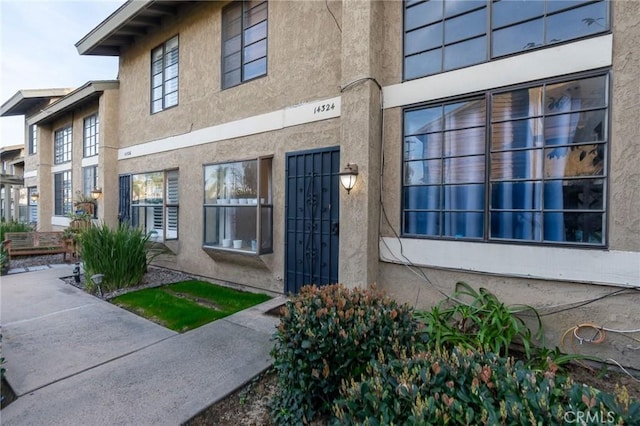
(403, 73), (608, 245)
(404, 0), (609, 80)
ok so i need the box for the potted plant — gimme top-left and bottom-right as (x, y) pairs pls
(62, 227), (82, 259)
(235, 186), (257, 204)
(73, 191), (96, 216)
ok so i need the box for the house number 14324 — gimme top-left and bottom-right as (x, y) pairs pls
(313, 103), (335, 114)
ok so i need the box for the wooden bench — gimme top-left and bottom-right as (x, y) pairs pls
(2, 232), (73, 262)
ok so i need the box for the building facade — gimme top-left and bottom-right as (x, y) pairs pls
(3, 0), (638, 370)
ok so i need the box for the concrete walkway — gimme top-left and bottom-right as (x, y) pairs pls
(0, 266), (284, 425)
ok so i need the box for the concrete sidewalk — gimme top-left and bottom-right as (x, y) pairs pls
(0, 266), (284, 425)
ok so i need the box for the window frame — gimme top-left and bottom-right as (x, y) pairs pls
(403, 0), (611, 81)
(53, 125), (72, 165)
(28, 124), (37, 155)
(83, 166), (99, 218)
(54, 171), (73, 216)
(221, 0), (268, 89)
(401, 70), (610, 247)
(83, 114), (99, 157)
(27, 186), (38, 225)
(150, 35), (180, 114)
(203, 156), (273, 254)
(130, 169), (179, 241)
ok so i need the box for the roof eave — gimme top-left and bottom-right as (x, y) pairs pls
(28, 81), (119, 126)
(76, 0), (155, 56)
(0, 89), (72, 117)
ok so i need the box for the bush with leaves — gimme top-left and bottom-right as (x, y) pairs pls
(415, 281), (545, 358)
(0, 220), (34, 242)
(413, 282), (595, 371)
(270, 284), (422, 425)
(79, 223), (159, 292)
(333, 346), (640, 425)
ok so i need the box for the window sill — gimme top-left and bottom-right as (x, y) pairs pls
(379, 237), (639, 288)
(203, 244), (258, 255)
(202, 245), (269, 268)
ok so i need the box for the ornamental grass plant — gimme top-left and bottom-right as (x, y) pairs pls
(79, 223), (158, 292)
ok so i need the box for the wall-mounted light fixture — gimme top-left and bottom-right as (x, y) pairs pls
(30, 192), (39, 202)
(339, 163), (359, 194)
(90, 187), (103, 200)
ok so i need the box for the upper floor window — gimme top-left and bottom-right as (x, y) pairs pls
(54, 171), (72, 215)
(83, 114), (99, 157)
(28, 124), (37, 155)
(203, 158), (273, 253)
(131, 170), (179, 241)
(54, 126), (72, 164)
(403, 72), (608, 246)
(404, 0), (609, 80)
(151, 36), (179, 114)
(222, 1), (268, 89)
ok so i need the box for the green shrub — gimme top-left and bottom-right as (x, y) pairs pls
(0, 220), (34, 242)
(79, 223), (156, 292)
(270, 284), (422, 425)
(333, 347), (640, 425)
(0, 246), (8, 275)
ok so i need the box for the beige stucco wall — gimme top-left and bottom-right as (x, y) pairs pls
(98, 89), (120, 227)
(116, 0), (342, 148)
(609, 0), (640, 251)
(118, 117), (341, 294)
(376, 1), (640, 370)
(62, 0), (637, 368)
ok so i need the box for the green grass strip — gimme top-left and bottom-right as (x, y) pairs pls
(111, 280), (271, 332)
(166, 280), (271, 311)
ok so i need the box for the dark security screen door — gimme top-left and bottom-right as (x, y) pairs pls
(118, 174), (131, 224)
(285, 147), (340, 294)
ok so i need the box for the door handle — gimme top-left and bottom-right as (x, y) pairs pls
(331, 222), (339, 235)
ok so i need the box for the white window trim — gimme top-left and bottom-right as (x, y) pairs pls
(385, 35), (612, 109)
(52, 216), (71, 227)
(380, 237), (639, 288)
(118, 96), (341, 160)
(82, 156), (99, 167)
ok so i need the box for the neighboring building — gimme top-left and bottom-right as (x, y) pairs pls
(0, 144), (25, 222)
(1, 89), (72, 224)
(3, 0), (639, 370)
(25, 81), (120, 230)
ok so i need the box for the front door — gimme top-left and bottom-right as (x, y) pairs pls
(285, 147), (340, 294)
(118, 174), (131, 224)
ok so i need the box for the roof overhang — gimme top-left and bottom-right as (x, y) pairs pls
(0, 89), (72, 117)
(28, 81), (119, 126)
(76, 1), (193, 56)
(0, 145), (23, 159)
(0, 174), (24, 187)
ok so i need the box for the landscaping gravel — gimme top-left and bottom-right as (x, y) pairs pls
(7, 254), (194, 299)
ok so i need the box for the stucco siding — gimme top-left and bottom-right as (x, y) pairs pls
(376, 1), (640, 370)
(117, 116), (341, 293)
(609, 0), (640, 252)
(116, 1), (342, 149)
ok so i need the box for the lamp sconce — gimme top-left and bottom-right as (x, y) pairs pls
(30, 192), (39, 203)
(339, 163), (359, 194)
(90, 187), (103, 200)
